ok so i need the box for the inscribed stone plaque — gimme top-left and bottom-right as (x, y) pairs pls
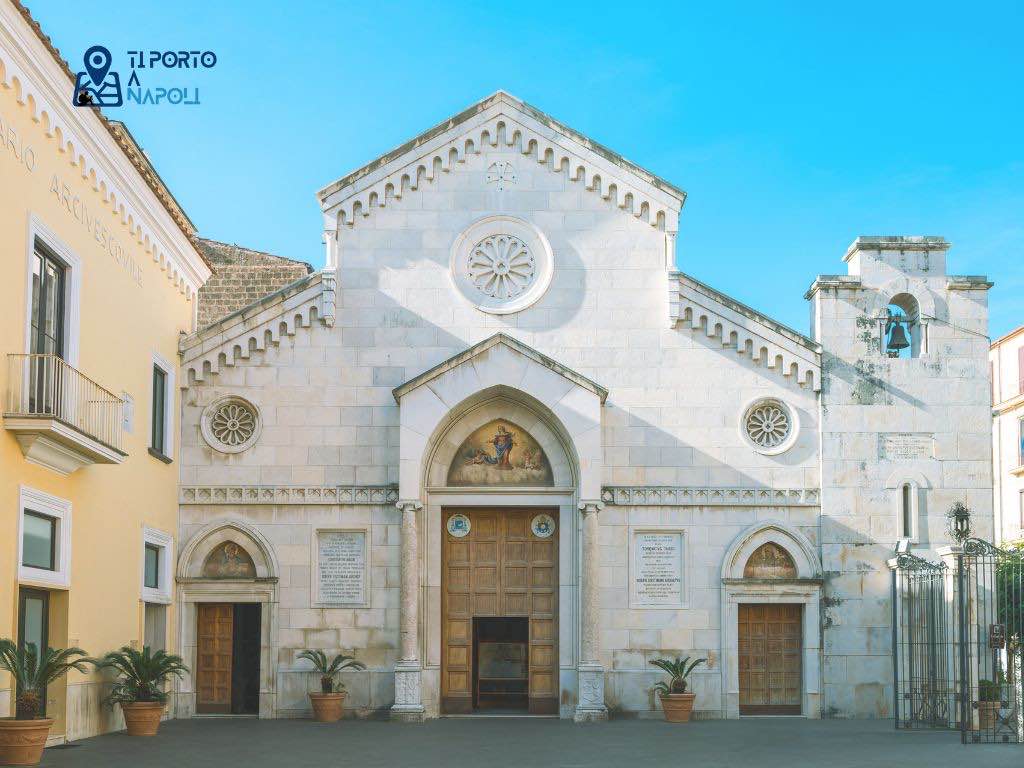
(633, 532), (684, 607)
(317, 531), (366, 605)
(879, 433), (933, 461)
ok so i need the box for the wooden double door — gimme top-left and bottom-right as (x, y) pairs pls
(738, 603), (802, 715)
(442, 509), (558, 714)
(195, 603), (261, 714)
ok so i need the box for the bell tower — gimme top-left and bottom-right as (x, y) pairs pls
(807, 236), (993, 717)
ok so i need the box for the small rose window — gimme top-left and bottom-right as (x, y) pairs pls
(740, 398), (798, 455)
(201, 396), (262, 454)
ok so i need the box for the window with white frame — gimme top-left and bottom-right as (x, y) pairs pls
(149, 353), (175, 461)
(24, 217), (81, 366)
(18, 486), (71, 588)
(141, 528), (173, 604)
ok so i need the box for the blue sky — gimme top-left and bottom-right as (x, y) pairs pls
(31, 1), (1023, 338)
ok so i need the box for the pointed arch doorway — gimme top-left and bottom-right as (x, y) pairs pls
(720, 521), (824, 719)
(177, 521), (280, 718)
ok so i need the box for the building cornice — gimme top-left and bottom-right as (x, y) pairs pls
(842, 236), (949, 264)
(993, 392), (1024, 416)
(1, 0), (211, 297)
(180, 484), (821, 508)
(991, 324), (1024, 349)
(392, 332), (609, 404)
(600, 486), (820, 507)
(803, 275), (862, 300)
(181, 485), (399, 505)
(671, 272), (821, 391)
(947, 276), (993, 291)
(179, 270), (335, 386)
(318, 91), (684, 234)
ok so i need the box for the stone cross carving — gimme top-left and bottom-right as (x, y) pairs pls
(486, 161), (516, 191)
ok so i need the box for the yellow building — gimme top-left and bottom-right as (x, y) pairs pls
(0, 1), (210, 742)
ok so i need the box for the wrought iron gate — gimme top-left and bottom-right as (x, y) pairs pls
(893, 538), (1024, 744)
(958, 539), (1023, 743)
(892, 551), (957, 730)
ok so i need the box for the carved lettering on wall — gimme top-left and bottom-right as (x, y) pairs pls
(632, 531), (685, 608)
(317, 531), (366, 605)
(879, 433), (934, 461)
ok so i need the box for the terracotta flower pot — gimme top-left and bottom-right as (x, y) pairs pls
(120, 701), (166, 737)
(659, 693), (696, 723)
(0, 718), (53, 766)
(309, 692), (346, 723)
(977, 701), (1000, 731)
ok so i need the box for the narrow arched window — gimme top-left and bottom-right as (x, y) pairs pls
(901, 483), (913, 538)
(885, 294), (924, 358)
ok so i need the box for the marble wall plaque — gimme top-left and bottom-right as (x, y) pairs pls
(879, 433), (933, 461)
(317, 531), (366, 605)
(632, 531), (685, 607)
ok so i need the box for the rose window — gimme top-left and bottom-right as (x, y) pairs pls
(742, 399), (797, 454)
(467, 234), (536, 300)
(212, 402), (256, 446)
(201, 396), (262, 454)
(450, 216), (553, 315)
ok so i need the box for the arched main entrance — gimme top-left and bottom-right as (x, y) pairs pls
(390, 333), (608, 721)
(176, 520), (279, 718)
(428, 404), (573, 715)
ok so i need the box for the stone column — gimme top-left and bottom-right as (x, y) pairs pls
(392, 499), (424, 721)
(575, 499), (607, 722)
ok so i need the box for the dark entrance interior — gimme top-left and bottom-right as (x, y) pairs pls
(231, 604), (261, 714)
(196, 602), (261, 715)
(473, 617), (529, 711)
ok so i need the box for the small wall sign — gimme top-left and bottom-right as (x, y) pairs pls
(531, 513), (555, 538)
(446, 513), (471, 538)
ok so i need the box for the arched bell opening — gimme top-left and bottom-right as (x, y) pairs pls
(885, 293), (924, 359)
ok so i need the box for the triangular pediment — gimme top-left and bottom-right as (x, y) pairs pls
(318, 91), (685, 232)
(393, 333), (608, 404)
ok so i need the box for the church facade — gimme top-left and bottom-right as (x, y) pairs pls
(174, 92), (993, 721)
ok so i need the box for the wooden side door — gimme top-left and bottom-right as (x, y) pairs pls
(738, 603), (802, 715)
(196, 603), (234, 714)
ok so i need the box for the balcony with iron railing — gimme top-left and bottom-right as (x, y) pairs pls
(4, 353), (126, 474)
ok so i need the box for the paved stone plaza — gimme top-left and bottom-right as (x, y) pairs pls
(39, 718), (1021, 768)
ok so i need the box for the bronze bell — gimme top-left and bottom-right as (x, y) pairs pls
(886, 318), (911, 354)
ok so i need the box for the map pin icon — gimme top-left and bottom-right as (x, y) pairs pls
(83, 46), (112, 86)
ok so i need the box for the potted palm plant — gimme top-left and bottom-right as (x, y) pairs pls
(297, 650), (366, 723)
(94, 646), (188, 736)
(0, 639), (89, 766)
(977, 678), (1002, 730)
(650, 655), (706, 723)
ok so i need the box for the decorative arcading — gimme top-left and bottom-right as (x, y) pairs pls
(180, 485), (399, 505)
(0, 41), (199, 298)
(600, 486), (820, 506)
(670, 278), (821, 392)
(329, 117), (675, 232)
(180, 272), (335, 386)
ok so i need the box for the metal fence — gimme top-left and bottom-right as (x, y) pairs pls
(893, 538), (1024, 744)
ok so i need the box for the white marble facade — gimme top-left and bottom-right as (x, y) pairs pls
(174, 92), (993, 721)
